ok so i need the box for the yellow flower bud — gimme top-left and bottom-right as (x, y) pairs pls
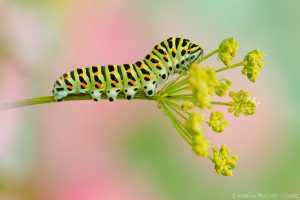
(208, 111), (229, 133)
(188, 65), (218, 109)
(186, 112), (203, 135)
(218, 38), (238, 66)
(228, 90), (257, 117)
(191, 134), (209, 156)
(181, 101), (194, 111)
(211, 145), (238, 176)
(242, 50), (265, 82)
(215, 79), (232, 97)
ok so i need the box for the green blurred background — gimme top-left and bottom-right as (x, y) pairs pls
(0, 0), (299, 199)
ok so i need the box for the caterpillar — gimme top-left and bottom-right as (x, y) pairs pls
(52, 37), (204, 102)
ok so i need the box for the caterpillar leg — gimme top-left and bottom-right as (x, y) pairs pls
(143, 80), (157, 97)
(90, 90), (103, 101)
(124, 87), (139, 100)
(53, 90), (68, 102)
(106, 88), (121, 102)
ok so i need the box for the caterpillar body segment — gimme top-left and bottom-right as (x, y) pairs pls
(53, 37), (204, 102)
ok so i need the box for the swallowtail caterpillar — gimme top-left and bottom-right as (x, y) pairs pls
(52, 37), (203, 102)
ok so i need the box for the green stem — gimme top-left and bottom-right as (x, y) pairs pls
(161, 101), (191, 144)
(165, 100), (188, 120)
(166, 99), (191, 115)
(211, 101), (230, 106)
(166, 94), (193, 101)
(196, 49), (219, 64)
(160, 71), (187, 93)
(0, 93), (157, 111)
(167, 86), (190, 95)
(163, 77), (189, 95)
(215, 61), (245, 73)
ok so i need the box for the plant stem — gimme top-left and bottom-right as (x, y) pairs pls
(163, 77), (189, 95)
(165, 100), (188, 120)
(160, 71), (187, 93)
(196, 49), (219, 64)
(0, 93), (157, 111)
(166, 99), (191, 115)
(215, 61), (245, 73)
(167, 86), (190, 95)
(211, 101), (230, 106)
(161, 101), (191, 144)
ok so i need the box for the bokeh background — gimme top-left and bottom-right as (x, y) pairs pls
(0, 0), (299, 199)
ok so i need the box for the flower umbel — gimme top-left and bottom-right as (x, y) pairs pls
(208, 111), (228, 133)
(242, 50), (265, 82)
(218, 38), (238, 66)
(215, 79), (232, 97)
(228, 90), (257, 117)
(192, 134), (209, 156)
(186, 112), (203, 135)
(156, 37), (264, 176)
(189, 64), (218, 109)
(210, 145), (238, 176)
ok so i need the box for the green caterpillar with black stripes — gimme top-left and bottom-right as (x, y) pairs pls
(52, 37), (204, 102)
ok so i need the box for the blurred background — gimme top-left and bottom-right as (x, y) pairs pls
(0, 0), (299, 199)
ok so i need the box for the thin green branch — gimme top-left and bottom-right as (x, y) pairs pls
(165, 100), (188, 120)
(211, 101), (230, 106)
(215, 61), (245, 73)
(159, 71), (187, 93)
(167, 85), (190, 95)
(0, 93), (157, 111)
(165, 94), (193, 101)
(166, 99), (191, 115)
(163, 77), (189, 95)
(161, 101), (192, 144)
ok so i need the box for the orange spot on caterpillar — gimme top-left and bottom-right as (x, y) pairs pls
(113, 81), (118, 87)
(96, 82), (102, 88)
(156, 63), (161, 67)
(64, 76), (68, 80)
(140, 65), (144, 69)
(94, 72), (100, 76)
(111, 71), (116, 75)
(126, 69), (131, 73)
(67, 85), (73, 90)
(145, 74), (151, 80)
(130, 80), (135, 85)
(82, 83), (87, 88)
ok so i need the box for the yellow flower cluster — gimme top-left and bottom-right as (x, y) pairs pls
(188, 64), (218, 109)
(218, 38), (238, 66)
(181, 101), (194, 112)
(192, 134), (209, 156)
(157, 37), (264, 176)
(215, 79), (232, 97)
(186, 112), (203, 135)
(242, 50), (265, 82)
(211, 145), (238, 176)
(208, 111), (229, 133)
(228, 90), (257, 117)
(185, 113), (209, 156)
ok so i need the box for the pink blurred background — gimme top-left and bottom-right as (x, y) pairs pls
(0, 0), (299, 199)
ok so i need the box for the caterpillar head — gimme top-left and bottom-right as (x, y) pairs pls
(187, 42), (204, 65)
